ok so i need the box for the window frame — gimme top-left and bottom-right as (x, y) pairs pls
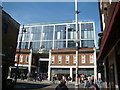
(51, 56), (55, 64)
(19, 55), (23, 62)
(81, 55), (86, 63)
(66, 55), (69, 64)
(90, 55), (94, 63)
(58, 55), (62, 64)
(73, 55), (76, 64)
(15, 55), (17, 61)
(26, 55), (29, 63)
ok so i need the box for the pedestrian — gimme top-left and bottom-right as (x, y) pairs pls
(12, 73), (17, 85)
(67, 76), (71, 84)
(33, 73), (37, 82)
(52, 75), (56, 84)
(84, 80), (92, 89)
(55, 79), (68, 90)
(43, 75), (47, 80)
(97, 78), (102, 88)
(84, 77), (88, 88)
(37, 75), (39, 81)
(20, 73), (25, 80)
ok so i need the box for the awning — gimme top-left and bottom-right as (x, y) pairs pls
(51, 69), (70, 74)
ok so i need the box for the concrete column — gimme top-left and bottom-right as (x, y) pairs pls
(48, 50), (51, 81)
(28, 49), (32, 76)
(70, 67), (73, 80)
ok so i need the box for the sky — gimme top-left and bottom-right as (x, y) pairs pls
(2, 2), (101, 48)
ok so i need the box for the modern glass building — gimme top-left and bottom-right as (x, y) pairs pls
(17, 21), (96, 51)
(16, 21), (96, 76)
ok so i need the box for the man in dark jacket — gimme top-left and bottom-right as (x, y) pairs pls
(55, 79), (68, 90)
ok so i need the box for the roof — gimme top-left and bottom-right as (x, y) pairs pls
(51, 48), (94, 54)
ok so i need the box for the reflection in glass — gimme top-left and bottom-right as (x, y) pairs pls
(81, 23), (94, 39)
(81, 40), (94, 48)
(21, 42), (29, 49)
(42, 26), (54, 40)
(31, 42), (40, 50)
(32, 26), (42, 40)
(55, 25), (66, 40)
(54, 41), (66, 49)
(41, 41), (53, 50)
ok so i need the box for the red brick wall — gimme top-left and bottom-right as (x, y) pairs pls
(51, 48), (94, 66)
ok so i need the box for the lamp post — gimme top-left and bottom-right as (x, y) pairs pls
(16, 25), (26, 81)
(75, 0), (79, 89)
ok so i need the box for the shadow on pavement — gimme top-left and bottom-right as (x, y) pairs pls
(14, 82), (50, 90)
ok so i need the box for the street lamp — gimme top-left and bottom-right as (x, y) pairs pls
(75, 0), (79, 89)
(16, 25), (26, 81)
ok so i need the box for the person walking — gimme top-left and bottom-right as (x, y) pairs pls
(55, 79), (68, 90)
(97, 78), (102, 89)
(67, 76), (71, 84)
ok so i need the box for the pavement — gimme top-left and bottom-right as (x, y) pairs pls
(14, 79), (106, 90)
(14, 79), (84, 90)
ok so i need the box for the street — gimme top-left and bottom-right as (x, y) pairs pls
(14, 79), (84, 90)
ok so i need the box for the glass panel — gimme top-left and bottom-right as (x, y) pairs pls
(68, 24), (80, 39)
(23, 33), (30, 41)
(68, 41), (76, 48)
(42, 26), (54, 40)
(18, 34), (22, 41)
(81, 40), (94, 48)
(68, 28), (76, 39)
(81, 23), (94, 39)
(41, 41), (53, 50)
(32, 26), (42, 40)
(55, 25), (66, 40)
(30, 42), (40, 50)
(54, 41), (66, 49)
(21, 42), (29, 49)
(68, 41), (80, 48)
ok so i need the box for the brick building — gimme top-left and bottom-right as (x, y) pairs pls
(10, 49), (39, 78)
(98, 1), (120, 89)
(48, 48), (97, 81)
(2, 9), (20, 89)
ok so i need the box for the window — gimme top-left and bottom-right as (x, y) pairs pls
(57, 32), (61, 39)
(58, 56), (62, 64)
(68, 41), (76, 48)
(81, 40), (94, 48)
(54, 41), (66, 49)
(68, 28), (76, 39)
(73, 55), (76, 64)
(55, 25), (66, 40)
(26, 55), (29, 62)
(42, 26), (54, 40)
(81, 55), (85, 63)
(81, 23), (94, 39)
(66, 55), (69, 64)
(51, 56), (55, 64)
(42, 33), (45, 40)
(15, 55), (17, 61)
(90, 55), (94, 63)
(19, 55), (23, 62)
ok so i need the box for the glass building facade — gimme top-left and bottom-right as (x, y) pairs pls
(17, 21), (96, 51)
